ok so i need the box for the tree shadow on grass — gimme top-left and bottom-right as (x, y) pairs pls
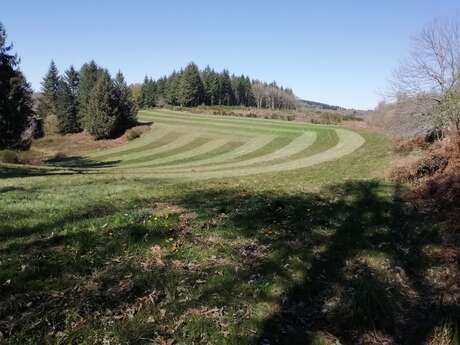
(0, 179), (458, 344)
(0, 156), (119, 179)
(0, 165), (83, 179)
(45, 155), (121, 169)
(176, 180), (459, 344)
(0, 199), (177, 341)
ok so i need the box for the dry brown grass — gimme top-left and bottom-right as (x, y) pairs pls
(393, 136), (429, 154)
(426, 323), (458, 345)
(388, 134), (460, 184)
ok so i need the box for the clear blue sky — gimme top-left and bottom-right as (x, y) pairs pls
(3, 0), (459, 109)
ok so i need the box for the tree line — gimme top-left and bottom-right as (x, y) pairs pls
(1, 21), (300, 151)
(135, 63), (298, 110)
(38, 60), (136, 139)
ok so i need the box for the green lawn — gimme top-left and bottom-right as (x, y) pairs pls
(0, 111), (453, 344)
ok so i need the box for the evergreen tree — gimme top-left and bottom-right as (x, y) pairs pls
(77, 60), (100, 129)
(156, 77), (168, 100)
(178, 63), (204, 107)
(201, 66), (212, 105)
(166, 71), (182, 105)
(40, 60), (60, 116)
(140, 76), (156, 108)
(55, 78), (79, 134)
(114, 71), (136, 131)
(85, 71), (118, 139)
(202, 66), (221, 105)
(0, 22), (34, 149)
(219, 70), (234, 106)
(65, 66), (79, 98)
(234, 75), (255, 106)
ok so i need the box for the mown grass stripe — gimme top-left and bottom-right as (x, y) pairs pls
(153, 135), (275, 171)
(89, 129), (185, 162)
(120, 138), (231, 168)
(103, 132), (202, 163)
(141, 140), (245, 169)
(117, 137), (211, 166)
(243, 128), (339, 169)
(88, 126), (168, 158)
(165, 132), (317, 173)
(141, 109), (335, 131)
(126, 128), (365, 179)
(139, 112), (308, 135)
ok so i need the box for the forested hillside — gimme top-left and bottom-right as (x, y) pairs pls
(133, 63), (298, 110)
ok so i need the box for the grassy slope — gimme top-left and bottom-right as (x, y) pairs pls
(0, 111), (452, 344)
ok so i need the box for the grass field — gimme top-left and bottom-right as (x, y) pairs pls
(0, 110), (454, 344)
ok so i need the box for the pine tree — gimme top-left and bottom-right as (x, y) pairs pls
(0, 22), (34, 149)
(114, 71), (136, 131)
(234, 75), (255, 106)
(85, 71), (118, 139)
(140, 76), (156, 108)
(166, 71), (182, 105)
(77, 61), (100, 129)
(65, 66), (79, 98)
(219, 70), (234, 106)
(55, 78), (79, 134)
(178, 63), (204, 107)
(40, 60), (60, 116)
(155, 77), (168, 105)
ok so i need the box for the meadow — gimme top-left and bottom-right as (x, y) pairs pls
(0, 111), (451, 344)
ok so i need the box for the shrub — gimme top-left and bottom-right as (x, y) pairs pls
(393, 136), (429, 154)
(415, 154), (448, 179)
(388, 164), (413, 184)
(0, 150), (19, 164)
(127, 128), (142, 141)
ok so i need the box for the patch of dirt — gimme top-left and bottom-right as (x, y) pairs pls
(236, 240), (268, 268)
(152, 202), (186, 217)
(142, 245), (166, 269)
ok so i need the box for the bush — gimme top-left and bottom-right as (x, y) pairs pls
(415, 154), (449, 179)
(126, 128), (142, 141)
(393, 136), (429, 154)
(0, 150), (19, 164)
(388, 165), (413, 184)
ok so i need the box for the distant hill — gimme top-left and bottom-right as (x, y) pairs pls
(298, 99), (345, 111)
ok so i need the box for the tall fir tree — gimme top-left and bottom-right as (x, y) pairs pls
(55, 78), (79, 134)
(202, 66), (221, 105)
(234, 75), (255, 106)
(114, 71), (136, 131)
(40, 60), (60, 116)
(85, 71), (118, 139)
(0, 22), (34, 149)
(178, 63), (204, 107)
(166, 71), (182, 105)
(155, 77), (168, 104)
(140, 76), (156, 108)
(219, 70), (234, 106)
(65, 66), (80, 98)
(77, 60), (100, 129)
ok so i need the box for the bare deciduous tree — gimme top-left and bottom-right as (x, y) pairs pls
(392, 16), (460, 131)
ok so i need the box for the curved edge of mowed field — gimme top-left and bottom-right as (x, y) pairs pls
(83, 109), (368, 180)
